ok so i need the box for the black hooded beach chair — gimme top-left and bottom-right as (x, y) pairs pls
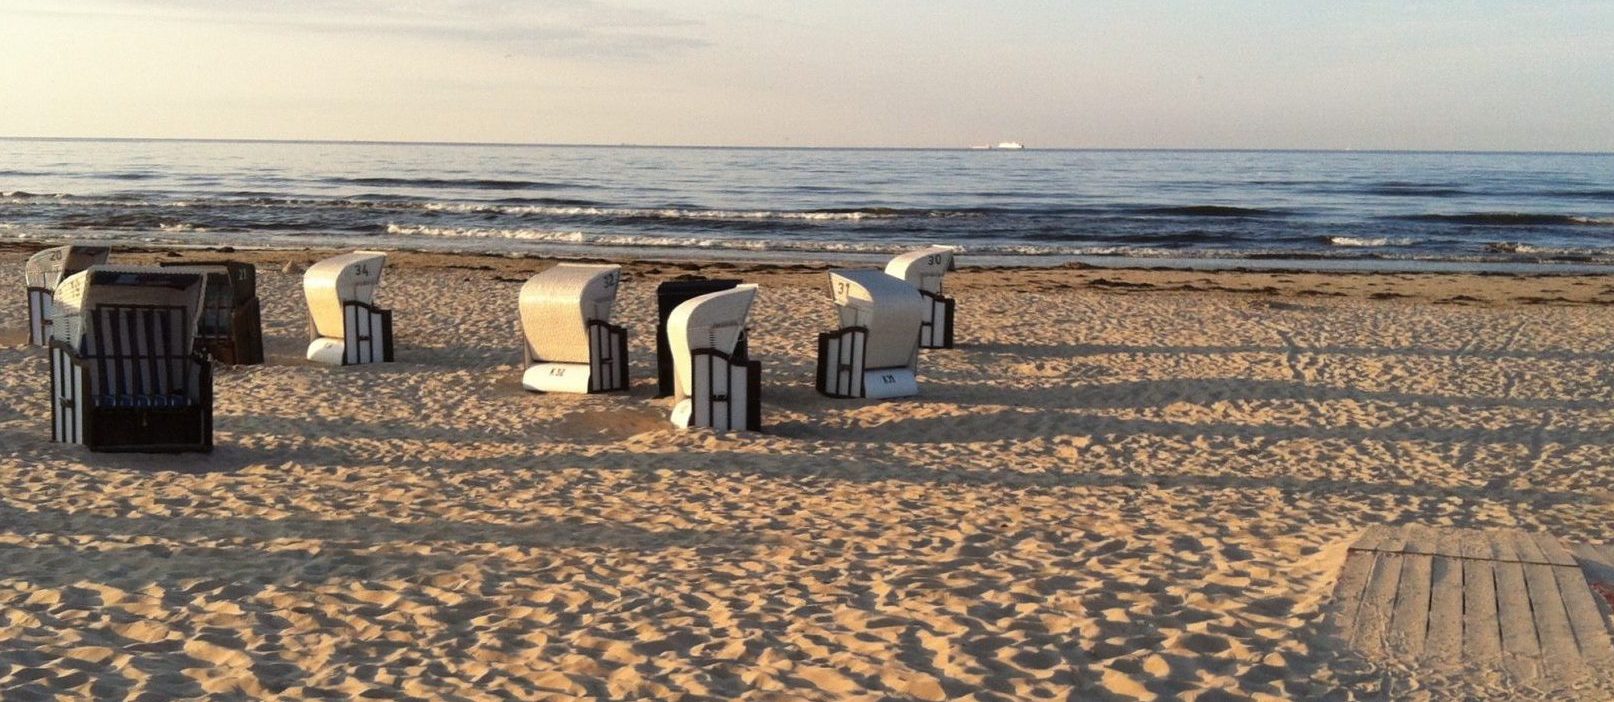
(160, 261), (264, 365)
(48, 267), (213, 452)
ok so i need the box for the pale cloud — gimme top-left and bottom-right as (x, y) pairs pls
(7, 0), (708, 60)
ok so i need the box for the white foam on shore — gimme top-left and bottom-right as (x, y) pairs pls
(1328, 236), (1415, 247)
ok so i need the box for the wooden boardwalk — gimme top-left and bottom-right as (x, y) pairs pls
(1332, 525), (1614, 682)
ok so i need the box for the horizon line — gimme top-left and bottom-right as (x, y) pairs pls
(1, 135), (1610, 157)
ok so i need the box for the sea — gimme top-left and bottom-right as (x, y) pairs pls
(3, 138), (1613, 271)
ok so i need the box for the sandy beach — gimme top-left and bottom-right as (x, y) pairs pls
(2, 245), (1612, 700)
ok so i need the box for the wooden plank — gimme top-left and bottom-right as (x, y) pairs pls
(1375, 526), (1409, 554)
(1463, 556), (1503, 663)
(1433, 529), (1464, 559)
(1351, 525), (1395, 553)
(1351, 553), (1404, 658)
(1460, 528), (1494, 562)
(1424, 553), (1465, 664)
(1331, 551), (1376, 638)
(1552, 563), (1614, 665)
(1522, 561), (1583, 679)
(1510, 530), (1554, 567)
(1490, 529), (1522, 563)
(1529, 532), (1577, 567)
(1389, 552), (1434, 657)
(1401, 524), (1438, 556)
(1494, 560), (1542, 664)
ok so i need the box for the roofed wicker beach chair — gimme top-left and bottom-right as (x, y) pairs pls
(885, 246), (956, 348)
(304, 251), (393, 366)
(159, 261), (264, 365)
(654, 278), (743, 397)
(24, 245), (110, 346)
(668, 284), (761, 431)
(47, 266), (213, 452)
(519, 263), (629, 394)
(816, 270), (924, 399)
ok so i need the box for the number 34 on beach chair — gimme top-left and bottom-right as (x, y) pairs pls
(304, 251), (394, 366)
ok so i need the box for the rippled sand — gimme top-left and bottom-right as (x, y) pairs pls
(1, 247), (1611, 700)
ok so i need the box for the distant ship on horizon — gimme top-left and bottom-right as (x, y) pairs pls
(969, 142), (1026, 150)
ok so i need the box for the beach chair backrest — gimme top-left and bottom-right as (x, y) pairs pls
(25, 245), (111, 290)
(304, 251), (386, 339)
(86, 304), (194, 402)
(520, 263), (621, 364)
(669, 285), (758, 401)
(51, 267), (205, 400)
(884, 247), (954, 294)
(829, 270), (923, 370)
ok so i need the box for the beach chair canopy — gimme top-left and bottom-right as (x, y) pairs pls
(884, 246), (954, 294)
(668, 284), (758, 403)
(520, 263), (621, 364)
(26, 245), (110, 290)
(304, 251), (386, 340)
(50, 266), (206, 352)
(829, 270), (923, 370)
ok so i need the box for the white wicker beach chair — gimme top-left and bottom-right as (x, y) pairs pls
(519, 263), (629, 394)
(304, 251), (393, 366)
(816, 270), (923, 399)
(24, 245), (110, 346)
(885, 247), (956, 348)
(47, 266), (213, 452)
(668, 284), (761, 431)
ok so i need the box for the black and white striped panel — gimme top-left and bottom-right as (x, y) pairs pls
(90, 306), (190, 407)
(586, 323), (628, 392)
(817, 327), (868, 398)
(918, 291), (955, 349)
(50, 346), (85, 444)
(342, 303), (390, 365)
(27, 288), (52, 346)
(691, 351), (757, 432)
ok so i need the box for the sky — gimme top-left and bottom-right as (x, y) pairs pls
(0, 0), (1610, 151)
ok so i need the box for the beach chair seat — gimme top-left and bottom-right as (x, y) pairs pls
(885, 247), (956, 349)
(304, 252), (394, 366)
(24, 245), (110, 346)
(817, 270), (924, 399)
(48, 267), (213, 452)
(519, 264), (629, 394)
(160, 261), (264, 365)
(654, 278), (744, 397)
(669, 285), (761, 431)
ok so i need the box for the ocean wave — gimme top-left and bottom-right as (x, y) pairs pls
(1360, 183), (1471, 197)
(1133, 205), (1286, 218)
(382, 224), (924, 253)
(1327, 236), (1417, 247)
(325, 176), (586, 190)
(1540, 189), (1614, 201)
(1393, 213), (1614, 226)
